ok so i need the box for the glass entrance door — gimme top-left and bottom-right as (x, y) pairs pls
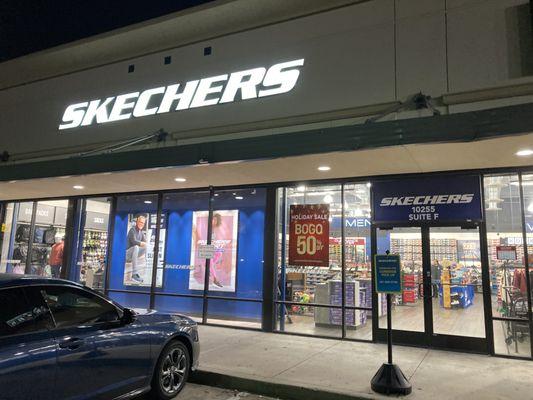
(375, 225), (489, 352)
(429, 226), (486, 341)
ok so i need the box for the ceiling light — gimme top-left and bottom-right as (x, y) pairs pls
(235, 196), (244, 200)
(144, 200), (152, 204)
(73, 185), (84, 190)
(528, 202), (533, 213)
(174, 177), (186, 182)
(366, 182), (372, 188)
(318, 166), (331, 172)
(297, 185), (306, 192)
(323, 194), (333, 204)
(516, 149), (533, 157)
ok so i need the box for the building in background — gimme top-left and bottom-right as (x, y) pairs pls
(0, 0), (532, 359)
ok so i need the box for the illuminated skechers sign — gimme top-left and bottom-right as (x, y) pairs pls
(59, 58), (304, 130)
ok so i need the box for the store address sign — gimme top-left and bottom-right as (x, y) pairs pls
(59, 58), (305, 130)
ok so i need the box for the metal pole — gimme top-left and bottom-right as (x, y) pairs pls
(280, 187), (288, 331)
(387, 293), (393, 364)
(202, 186), (215, 324)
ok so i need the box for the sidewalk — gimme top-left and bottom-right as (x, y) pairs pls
(192, 325), (533, 400)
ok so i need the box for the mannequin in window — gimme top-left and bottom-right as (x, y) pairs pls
(49, 235), (65, 278)
(126, 215), (147, 283)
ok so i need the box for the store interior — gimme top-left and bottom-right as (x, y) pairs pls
(276, 174), (533, 357)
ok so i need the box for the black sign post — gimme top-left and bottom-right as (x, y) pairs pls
(371, 251), (412, 396)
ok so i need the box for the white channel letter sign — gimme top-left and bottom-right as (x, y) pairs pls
(59, 58), (305, 130)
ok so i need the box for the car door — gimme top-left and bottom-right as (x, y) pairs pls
(39, 285), (151, 400)
(0, 286), (57, 400)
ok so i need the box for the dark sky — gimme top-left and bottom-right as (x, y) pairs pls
(0, 0), (215, 62)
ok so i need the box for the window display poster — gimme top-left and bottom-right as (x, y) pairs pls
(123, 213), (155, 287)
(289, 204), (329, 267)
(189, 210), (238, 292)
(457, 240), (481, 261)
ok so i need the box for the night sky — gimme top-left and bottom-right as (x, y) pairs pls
(0, 0), (215, 62)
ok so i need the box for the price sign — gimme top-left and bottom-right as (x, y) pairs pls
(289, 204), (329, 267)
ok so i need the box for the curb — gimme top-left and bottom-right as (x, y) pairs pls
(190, 369), (375, 400)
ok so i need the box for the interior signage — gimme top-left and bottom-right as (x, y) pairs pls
(331, 217), (371, 229)
(373, 175), (482, 223)
(289, 204), (329, 267)
(59, 58), (305, 130)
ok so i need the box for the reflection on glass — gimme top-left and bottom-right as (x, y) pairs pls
(430, 226), (485, 338)
(377, 227), (424, 332)
(207, 298), (262, 329)
(277, 304), (342, 338)
(493, 320), (531, 357)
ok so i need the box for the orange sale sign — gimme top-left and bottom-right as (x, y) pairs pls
(289, 204), (330, 267)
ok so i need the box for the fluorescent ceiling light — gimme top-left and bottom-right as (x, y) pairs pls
(516, 149), (533, 156)
(174, 177), (187, 182)
(296, 185), (306, 192)
(318, 166), (331, 171)
(235, 196), (244, 200)
(144, 200), (152, 204)
(73, 185), (84, 190)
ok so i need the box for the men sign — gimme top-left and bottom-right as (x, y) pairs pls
(374, 254), (402, 293)
(289, 204), (329, 267)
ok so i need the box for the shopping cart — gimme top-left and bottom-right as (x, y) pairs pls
(502, 286), (530, 352)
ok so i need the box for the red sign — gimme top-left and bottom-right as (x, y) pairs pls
(496, 245), (517, 261)
(289, 204), (329, 267)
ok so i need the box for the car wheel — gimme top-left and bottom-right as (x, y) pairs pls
(152, 341), (190, 399)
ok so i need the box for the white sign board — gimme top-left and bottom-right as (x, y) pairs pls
(198, 244), (216, 260)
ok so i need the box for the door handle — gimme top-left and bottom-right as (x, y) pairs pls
(59, 337), (84, 350)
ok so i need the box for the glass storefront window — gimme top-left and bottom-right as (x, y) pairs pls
(484, 174), (531, 357)
(277, 184), (348, 338)
(205, 188), (266, 328)
(344, 183), (372, 340)
(0, 200), (70, 278)
(108, 194), (159, 309)
(521, 173), (533, 312)
(155, 191), (210, 321)
(72, 197), (111, 291)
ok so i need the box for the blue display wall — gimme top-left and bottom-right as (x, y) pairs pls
(108, 189), (266, 322)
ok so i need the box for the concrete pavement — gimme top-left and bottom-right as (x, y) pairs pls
(193, 325), (533, 400)
(168, 384), (278, 400)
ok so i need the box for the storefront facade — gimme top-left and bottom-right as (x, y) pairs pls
(1, 0), (533, 359)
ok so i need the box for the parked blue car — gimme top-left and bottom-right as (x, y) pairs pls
(0, 274), (200, 400)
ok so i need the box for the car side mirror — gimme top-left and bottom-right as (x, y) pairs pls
(121, 308), (136, 325)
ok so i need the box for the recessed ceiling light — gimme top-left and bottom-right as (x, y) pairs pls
(366, 182), (372, 188)
(214, 193), (219, 197)
(318, 166), (331, 171)
(73, 185), (84, 190)
(516, 149), (533, 156)
(323, 194), (333, 203)
(144, 200), (152, 204)
(297, 185), (306, 192)
(235, 196), (244, 200)
(174, 177), (186, 182)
